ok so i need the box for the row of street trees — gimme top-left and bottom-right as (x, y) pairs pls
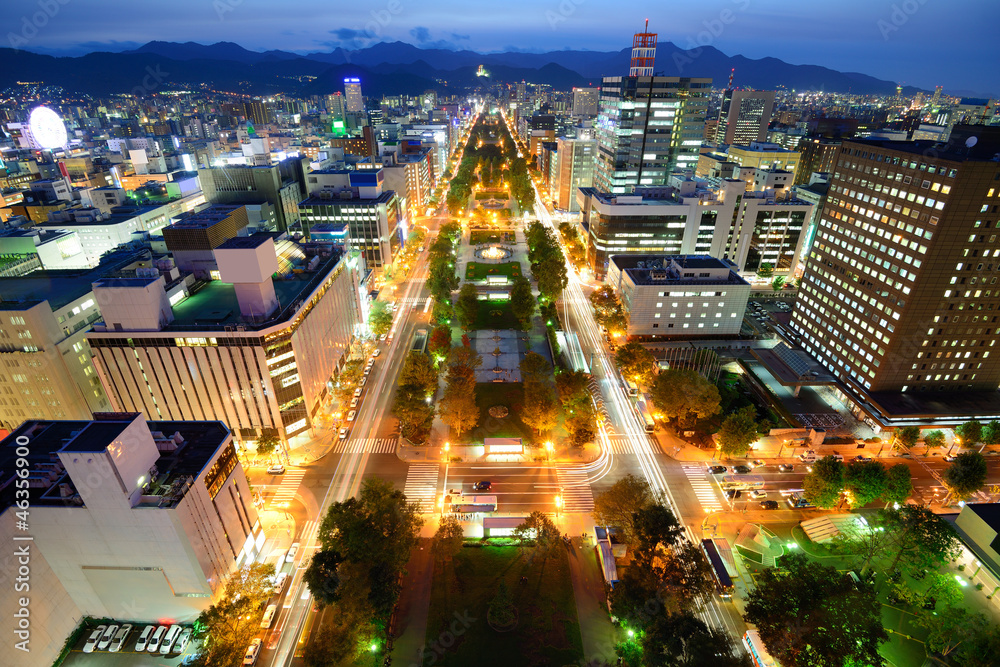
(438, 339), (482, 439)
(897, 420), (1000, 449)
(390, 350), (439, 444)
(525, 221), (569, 303)
(302, 478), (423, 667)
(802, 456), (914, 508)
(427, 222), (462, 326)
(557, 221), (587, 268)
(589, 285), (627, 336)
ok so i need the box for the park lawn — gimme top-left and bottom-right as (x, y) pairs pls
(468, 382), (533, 443)
(474, 191), (510, 200)
(470, 230), (516, 245)
(426, 545), (583, 667)
(472, 300), (523, 330)
(465, 261), (522, 281)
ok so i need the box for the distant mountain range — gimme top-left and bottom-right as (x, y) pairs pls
(0, 39), (937, 98)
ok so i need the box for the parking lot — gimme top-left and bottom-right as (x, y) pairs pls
(743, 298), (798, 342)
(61, 622), (197, 667)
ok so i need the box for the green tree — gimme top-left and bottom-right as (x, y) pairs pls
(649, 369), (721, 428)
(368, 300), (393, 336)
(301, 548), (345, 607)
(431, 515), (465, 561)
(192, 563), (277, 667)
(591, 474), (653, 545)
(615, 341), (658, 386)
(487, 580), (516, 628)
(803, 456), (845, 508)
(716, 405), (758, 458)
(896, 425), (921, 449)
(943, 451), (988, 500)
(255, 433), (279, 457)
(744, 553), (888, 667)
(982, 419), (1000, 445)
(519, 350), (551, 384)
(844, 460), (888, 508)
(455, 283), (480, 330)
(641, 611), (752, 667)
(431, 297), (454, 326)
(509, 275), (535, 329)
(427, 324), (453, 361)
(513, 510), (561, 550)
(564, 405), (597, 446)
(772, 275), (786, 292)
(756, 262), (774, 279)
(881, 505), (962, 575)
(955, 419), (983, 445)
(883, 463), (913, 507)
(535, 257), (568, 300)
(439, 390), (479, 439)
(923, 429), (946, 449)
(398, 351), (439, 395)
(521, 380), (559, 435)
(555, 370), (590, 406)
(391, 387), (435, 443)
(303, 620), (368, 667)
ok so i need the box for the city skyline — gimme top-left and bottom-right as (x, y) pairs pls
(5, 0), (999, 94)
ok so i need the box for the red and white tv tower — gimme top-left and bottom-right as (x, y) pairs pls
(629, 19), (657, 76)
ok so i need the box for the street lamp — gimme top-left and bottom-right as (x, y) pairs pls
(555, 492), (563, 518)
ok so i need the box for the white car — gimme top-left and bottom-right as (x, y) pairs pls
(243, 638), (262, 665)
(339, 427), (349, 439)
(286, 542), (300, 563)
(267, 465), (285, 475)
(97, 624), (118, 651)
(147, 625), (167, 652)
(135, 625), (155, 652)
(83, 626), (106, 653)
(750, 489), (768, 499)
(379, 333), (388, 342)
(372, 349), (381, 357)
(350, 397), (359, 408)
(273, 572), (288, 593)
(109, 624), (132, 653)
(347, 410), (356, 422)
(260, 604), (278, 629)
(159, 625), (181, 654)
(173, 627), (192, 654)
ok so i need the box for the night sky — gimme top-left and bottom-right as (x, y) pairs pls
(6, 0), (999, 94)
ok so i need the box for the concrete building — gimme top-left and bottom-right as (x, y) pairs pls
(726, 142), (802, 184)
(791, 126), (1000, 428)
(161, 204), (250, 278)
(723, 189), (812, 275)
(197, 156), (308, 232)
(594, 75), (712, 193)
(0, 413), (262, 666)
(0, 227), (89, 271)
(795, 137), (842, 185)
(88, 238), (365, 443)
(0, 248), (156, 431)
(606, 255), (750, 338)
(716, 89), (776, 147)
(375, 142), (435, 220)
(298, 170), (403, 273)
(572, 87), (599, 117)
(344, 78), (364, 113)
(555, 137), (596, 212)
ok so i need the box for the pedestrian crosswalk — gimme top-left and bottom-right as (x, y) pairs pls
(403, 463), (440, 513)
(298, 520), (318, 544)
(268, 468), (306, 508)
(681, 465), (724, 513)
(557, 468), (595, 513)
(604, 435), (662, 455)
(330, 438), (397, 454)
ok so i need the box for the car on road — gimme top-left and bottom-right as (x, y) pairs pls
(286, 542), (300, 563)
(473, 481), (492, 491)
(751, 459), (765, 468)
(350, 397), (359, 408)
(379, 334), (387, 342)
(98, 624), (118, 651)
(346, 410), (356, 422)
(778, 463), (795, 472)
(733, 465), (752, 474)
(760, 500), (779, 510)
(944, 455), (957, 462)
(273, 572), (288, 593)
(339, 426), (349, 439)
(798, 450), (817, 463)
(109, 624), (132, 653)
(829, 453), (844, 461)
(725, 489), (742, 499)
(852, 455), (872, 463)
(750, 489), (767, 499)
(260, 603), (278, 629)
(372, 349), (381, 357)
(267, 465), (285, 475)
(707, 465), (727, 474)
(353, 387), (363, 398)
(243, 638), (262, 665)
(83, 626), (106, 653)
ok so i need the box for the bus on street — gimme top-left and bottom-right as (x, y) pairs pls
(701, 538), (734, 598)
(635, 399), (655, 433)
(449, 495), (497, 513)
(720, 474), (765, 490)
(743, 629), (779, 666)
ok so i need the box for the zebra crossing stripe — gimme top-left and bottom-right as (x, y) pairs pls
(403, 463), (440, 513)
(331, 438), (398, 454)
(268, 469), (305, 507)
(556, 469), (595, 513)
(681, 465), (724, 513)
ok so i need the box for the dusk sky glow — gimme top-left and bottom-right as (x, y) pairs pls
(7, 0), (999, 94)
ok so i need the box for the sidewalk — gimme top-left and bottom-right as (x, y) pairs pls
(564, 536), (618, 667)
(390, 539), (435, 665)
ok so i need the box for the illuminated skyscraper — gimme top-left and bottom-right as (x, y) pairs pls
(344, 78), (364, 113)
(715, 89), (776, 146)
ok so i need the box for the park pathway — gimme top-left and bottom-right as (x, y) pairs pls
(390, 539), (435, 666)
(564, 537), (618, 666)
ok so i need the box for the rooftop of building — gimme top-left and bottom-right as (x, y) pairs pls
(610, 254), (749, 286)
(299, 190), (395, 206)
(0, 416), (231, 513)
(846, 125), (1000, 163)
(0, 247), (150, 311)
(167, 204), (246, 229)
(866, 389), (1000, 423)
(216, 234), (272, 250)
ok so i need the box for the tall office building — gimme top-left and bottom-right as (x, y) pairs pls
(242, 100), (271, 127)
(555, 137), (596, 212)
(594, 76), (712, 193)
(197, 156), (308, 232)
(791, 126), (1000, 424)
(344, 78), (364, 113)
(572, 88), (599, 117)
(326, 92), (346, 120)
(715, 89), (776, 146)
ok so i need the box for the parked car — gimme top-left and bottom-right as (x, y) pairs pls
(173, 628), (192, 654)
(473, 480), (492, 491)
(751, 459), (765, 468)
(83, 626), (106, 653)
(339, 427), (349, 439)
(372, 349), (381, 357)
(798, 450), (817, 463)
(733, 465), (752, 474)
(379, 334), (387, 342)
(160, 625), (181, 654)
(273, 572), (288, 593)
(97, 624), (119, 651)
(353, 387), (363, 398)
(267, 465), (285, 475)
(346, 410), (356, 422)
(109, 624), (132, 653)
(147, 625), (167, 652)
(760, 500), (779, 510)
(778, 463), (795, 472)
(944, 455), (957, 462)
(707, 465), (727, 474)
(750, 489), (767, 499)
(243, 638), (262, 665)
(829, 453), (844, 461)
(852, 455), (871, 463)
(260, 604), (278, 629)
(286, 542), (300, 562)
(135, 625), (155, 652)
(350, 397), (359, 408)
